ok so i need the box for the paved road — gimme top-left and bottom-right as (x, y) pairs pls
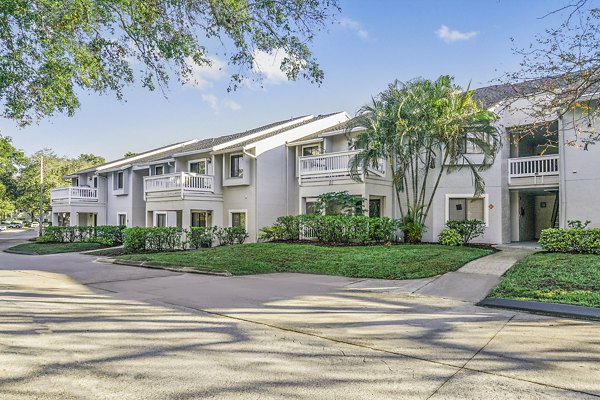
(1, 235), (599, 399)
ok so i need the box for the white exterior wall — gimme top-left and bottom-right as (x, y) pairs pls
(105, 168), (146, 227)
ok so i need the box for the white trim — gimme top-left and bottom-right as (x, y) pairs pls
(444, 194), (490, 227)
(229, 209), (248, 230)
(286, 138), (324, 147)
(154, 165), (164, 175)
(96, 140), (198, 171)
(117, 212), (128, 227)
(155, 212), (168, 227)
(188, 158), (209, 174)
(301, 143), (322, 156)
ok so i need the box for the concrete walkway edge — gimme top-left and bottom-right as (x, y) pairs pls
(479, 297), (600, 321)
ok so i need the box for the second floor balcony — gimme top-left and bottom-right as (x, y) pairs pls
(144, 172), (214, 200)
(51, 186), (99, 206)
(508, 154), (559, 187)
(298, 150), (386, 184)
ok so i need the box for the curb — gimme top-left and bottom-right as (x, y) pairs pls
(95, 257), (232, 277)
(3, 249), (39, 256)
(479, 297), (600, 321)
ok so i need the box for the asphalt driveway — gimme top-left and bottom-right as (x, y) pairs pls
(1, 236), (599, 399)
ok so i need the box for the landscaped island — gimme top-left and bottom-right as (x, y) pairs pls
(110, 242), (492, 279)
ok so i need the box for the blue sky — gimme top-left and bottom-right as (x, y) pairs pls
(3, 0), (568, 160)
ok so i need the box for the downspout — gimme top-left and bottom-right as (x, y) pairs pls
(285, 145), (289, 216)
(558, 116), (567, 228)
(243, 147), (259, 242)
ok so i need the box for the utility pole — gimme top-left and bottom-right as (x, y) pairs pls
(38, 155), (44, 237)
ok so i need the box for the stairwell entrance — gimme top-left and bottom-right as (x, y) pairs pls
(510, 188), (559, 242)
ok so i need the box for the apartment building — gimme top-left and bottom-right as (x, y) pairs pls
(51, 112), (351, 241)
(51, 78), (600, 244)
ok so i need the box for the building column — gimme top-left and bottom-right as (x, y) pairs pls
(69, 212), (78, 227)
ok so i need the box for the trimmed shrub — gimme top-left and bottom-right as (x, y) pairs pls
(39, 225), (125, 245)
(438, 228), (462, 246)
(260, 215), (401, 244)
(123, 227), (185, 252)
(189, 226), (217, 249)
(539, 228), (600, 254)
(446, 220), (486, 244)
(215, 226), (249, 246)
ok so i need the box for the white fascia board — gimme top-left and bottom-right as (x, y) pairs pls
(138, 158), (175, 167)
(100, 164), (132, 174)
(96, 139), (198, 171)
(173, 148), (212, 157)
(210, 146), (244, 155)
(253, 112), (350, 157)
(212, 116), (314, 152)
(285, 138), (324, 147)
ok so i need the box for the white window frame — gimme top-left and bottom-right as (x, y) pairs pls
(154, 165), (164, 175)
(229, 153), (244, 178)
(155, 212), (167, 227)
(229, 209), (248, 230)
(445, 194), (489, 226)
(191, 210), (209, 227)
(93, 176), (98, 188)
(116, 171), (124, 190)
(301, 144), (321, 157)
(188, 158), (208, 175)
(117, 212), (127, 227)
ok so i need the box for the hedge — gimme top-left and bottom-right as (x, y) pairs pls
(39, 226), (125, 246)
(123, 226), (249, 252)
(260, 215), (402, 244)
(539, 228), (600, 254)
(445, 220), (486, 244)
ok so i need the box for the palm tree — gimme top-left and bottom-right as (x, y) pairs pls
(349, 76), (501, 243)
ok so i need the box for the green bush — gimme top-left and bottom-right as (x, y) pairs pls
(539, 228), (600, 254)
(215, 226), (249, 246)
(446, 220), (486, 244)
(189, 226), (216, 249)
(39, 225), (124, 245)
(438, 228), (462, 246)
(260, 215), (401, 244)
(123, 227), (185, 252)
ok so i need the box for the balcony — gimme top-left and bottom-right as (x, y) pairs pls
(298, 150), (385, 184)
(51, 186), (99, 205)
(508, 154), (559, 187)
(144, 172), (214, 200)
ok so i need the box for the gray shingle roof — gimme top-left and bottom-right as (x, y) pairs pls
(287, 118), (357, 145)
(216, 112), (342, 152)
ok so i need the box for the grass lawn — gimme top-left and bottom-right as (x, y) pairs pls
(489, 252), (600, 308)
(7, 242), (104, 255)
(114, 242), (492, 279)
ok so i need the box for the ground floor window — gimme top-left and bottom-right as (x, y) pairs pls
(447, 196), (485, 222)
(118, 213), (127, 226)
(305, 200), (318, 215)
(57, 213), (70, 226)
(156, 213), (166, 227)
(369, 198), (382, 217)
(191, 211), (209, 227)
(230, 211), (246, 228)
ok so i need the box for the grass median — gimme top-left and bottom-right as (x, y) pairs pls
(489, 252), (600, 308)
(112, 242), (492, 279)
(6, 242), (104, 255)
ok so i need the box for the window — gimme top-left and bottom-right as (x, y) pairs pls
(230, 211), (246, 228)
(462, 132), (486, 154)
(189, 159), (207, 175)
(302, 144), (321, 156)
(93, 177), (98, 188)
(230, 154), (243, 178)
(118, 213), (127, 226)
(448, 197), (485, 222)
(305, 201), (318, 215)
(154, 165), (164, 175)
(156, 213), (166, 227)
(73, 178), (79, 187)
(369, 198), (382, 218)
(191, 211), (208, 227)
(116, 171), (124, 189)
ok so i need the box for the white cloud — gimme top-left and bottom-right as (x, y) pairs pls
(186, 56), (226, 89)
(201, 94), (219, 111)
(252, 50), (289, 85)
(222, 99), (241, 111)
(435, 25), (479, 43)
(201, 94), (242, 113)
(339, 17), (369, 39)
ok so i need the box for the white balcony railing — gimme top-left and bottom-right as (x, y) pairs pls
(144, 172), (214, 198)
(508, 154), (559, 184)
(299, 150), (385, 184)
(51, 186), (99, 204)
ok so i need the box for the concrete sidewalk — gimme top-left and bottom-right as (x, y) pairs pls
(411, 248), (536, 302)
